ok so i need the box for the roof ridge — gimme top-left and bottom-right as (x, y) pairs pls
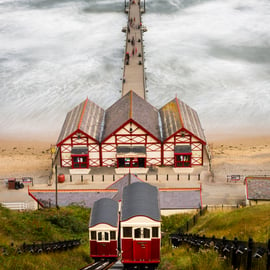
(78, 98), (88, 129)
(175, 97), (185, 128)
(129, 90), (133, 119)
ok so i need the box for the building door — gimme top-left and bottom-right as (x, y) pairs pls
(71, 155), (88, 168)
(175, 154), (191, 167)
(117, 157), (146, 168)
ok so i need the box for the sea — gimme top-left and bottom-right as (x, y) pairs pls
(0, 0), (270, 141)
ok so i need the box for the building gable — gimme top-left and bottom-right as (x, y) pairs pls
(159, 98), (206, 144)
(102, 91), (161, 143)
(57, 98), (104, 146)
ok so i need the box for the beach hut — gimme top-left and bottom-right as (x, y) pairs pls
(56, 98), (104, 168)
(159, 97), (207, 167)
(101, 91), (162, 168)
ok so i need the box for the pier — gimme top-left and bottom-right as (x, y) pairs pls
(122, 0), (146, 99)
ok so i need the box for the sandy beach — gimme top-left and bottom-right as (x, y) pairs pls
(0, 139), (52, 181)
(0, 135), (270, 182)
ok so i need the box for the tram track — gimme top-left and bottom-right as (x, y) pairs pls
(79, 260), (119, 270)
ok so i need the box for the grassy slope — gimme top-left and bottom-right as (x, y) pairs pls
(0, 205), (91, 270)
(190, 204), (270, 242)
(159, 204), (270, 270)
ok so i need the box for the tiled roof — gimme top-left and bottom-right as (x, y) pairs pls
(246, 177), (270, 200)
(102, 91), (161, 141)
(29, 176), (202, 210)
(121, 182), (160, 221)
(159, 189), (201, 209)
(159, 98), (206, 142)
(57, 98), (105, 145)
(89, 198), (118, 227)
(30, 190), (116, 208)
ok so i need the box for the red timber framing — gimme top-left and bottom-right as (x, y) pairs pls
(163, 129), (205, 167)
(101, 120), (162, 167)
(57, 130), (100, 168)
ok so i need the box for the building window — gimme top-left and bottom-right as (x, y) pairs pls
(72, 155), (88, 168)
(117, 157), (145, 168)
(175, 154), (191, 167)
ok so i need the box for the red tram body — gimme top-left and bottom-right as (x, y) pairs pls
(120, 182), (161, 270)
(89, 198), (119, 261)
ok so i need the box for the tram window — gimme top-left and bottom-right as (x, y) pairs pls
(135, 228), (141, 239)
(104, 232), (109, 241)
(91, 231), (96, 240)
(110, 231), (116, 240)
(98, 232), (102, 241)
(123, 227), (132, 237)
(152, 227), (159, 237)
(143, 228), (150, 238)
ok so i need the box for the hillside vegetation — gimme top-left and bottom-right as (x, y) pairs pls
(160, 204), (270, 270)
(0, 205), (91, 270)
(0, 204), (269, 269)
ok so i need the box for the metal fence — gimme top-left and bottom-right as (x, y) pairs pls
(60, 173), (202, 184)
(1, 239), (81, 256)
(170, 234), (270, 270)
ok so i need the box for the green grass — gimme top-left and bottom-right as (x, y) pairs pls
(189, 204), (270, 242)
(159, 204), (270, 270)
(0, 205), (92, 270)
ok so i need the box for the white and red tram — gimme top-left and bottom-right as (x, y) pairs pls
(120, 182), (161, 270)
(89, 198), (119, 261)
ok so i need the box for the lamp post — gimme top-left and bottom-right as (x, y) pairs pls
(55, 165), (59, 209)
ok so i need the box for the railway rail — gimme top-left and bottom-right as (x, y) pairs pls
(80, 260), (120, 270)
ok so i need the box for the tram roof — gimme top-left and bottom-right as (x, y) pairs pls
(89, 198), (119, 227)
(121, 182), (160, 222)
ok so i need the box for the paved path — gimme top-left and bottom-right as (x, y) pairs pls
(122, 0), (146, 99)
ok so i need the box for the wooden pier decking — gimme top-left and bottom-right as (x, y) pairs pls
(122, 0), (146, 99)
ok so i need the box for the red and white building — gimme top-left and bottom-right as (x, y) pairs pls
(56, 92), (208, 169)
(56, 98), (104, 168)
(159, 98), (206, 167)
(101, 91), (162, 168)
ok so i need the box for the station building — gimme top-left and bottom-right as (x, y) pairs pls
(160, 98), (206, 167)
(56, 98), (104, 169)
(56, 91), (208, 169)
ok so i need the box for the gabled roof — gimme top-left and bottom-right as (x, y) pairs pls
(102, 91), (161, 142)
(57, 98), (104, 146)
(159, 98), (206, 143)
(89, 198), (119, 227)
(107, 173), (144, 201)
(246, 177), (270, 200)
(121, 182), (160, 222)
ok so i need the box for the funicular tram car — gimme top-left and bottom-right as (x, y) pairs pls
(120, 182), (161, 270)
(89, 198), (119, 261)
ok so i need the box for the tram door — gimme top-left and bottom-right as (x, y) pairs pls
(97, 231), (110, 255)
(133, 228), (151, 261)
